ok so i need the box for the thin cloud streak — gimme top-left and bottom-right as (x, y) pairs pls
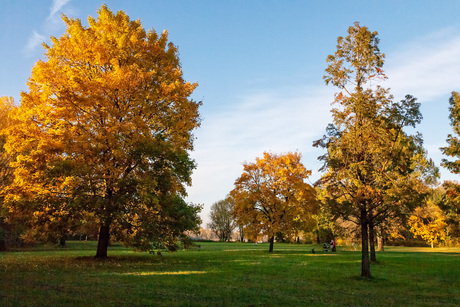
(384, 29), (460, 184)
(49, 0), (71, 19)
(24, 0), (72, 57)
(23, 31), (46, 57)
(385, 30), (460, 101)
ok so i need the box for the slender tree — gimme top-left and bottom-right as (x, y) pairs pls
(314, 22), (436, 277)
(408, 198), (447, 248)
(207, 198), (237, 242)
(231, 152), (317, 252)
(4, 6), (201, 258)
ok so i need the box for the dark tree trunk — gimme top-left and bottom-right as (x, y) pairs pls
(360, 208), (371, 278)
(96, 224), (110, 258)
(59, 235), (66, 247)
(0, 238), (5, 251)
(268, 235), (274, 252)
(316, 228), (320, 244)
(369, 220), (377, 262)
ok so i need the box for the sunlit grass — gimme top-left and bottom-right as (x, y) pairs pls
(0, 241), (459, 306)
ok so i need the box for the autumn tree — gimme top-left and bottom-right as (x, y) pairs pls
(207, 198), (237, 242)
(0, 97), (15, 250)
(441, 92), (460, 173)
(230, 152), (317, 252)
(408, 197), (447, 248)
(440, 92), (460, 242)
(314, 22), (437, 277)
(440, 182), (460, 242)
(4, 6), (201, 258)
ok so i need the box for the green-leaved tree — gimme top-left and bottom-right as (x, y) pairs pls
(314, 22), (437, 277)
(208, 198), (237, 242)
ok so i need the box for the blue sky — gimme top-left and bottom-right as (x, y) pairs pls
(1, 0), (460, 225)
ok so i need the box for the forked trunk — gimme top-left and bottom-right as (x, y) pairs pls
(96, 224), (110, 258)
(268, 235), (274, 252)
(361, 209), (371, 278)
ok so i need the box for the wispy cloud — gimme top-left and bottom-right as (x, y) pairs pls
(46, 0), (72, 32)
(384, 28), (460, 183)
(24, 0), (71, 57)
(24, 31), (46, 57)
(385, 29), (460, 100)
(49, 0), (71, 19)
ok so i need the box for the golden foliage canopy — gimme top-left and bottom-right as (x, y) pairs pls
(4, 6), (201, 253)
(230, 152), (318, 245)
(408, 200), (447, 248)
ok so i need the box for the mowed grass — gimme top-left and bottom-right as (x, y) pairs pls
(0, 242), (459, 306)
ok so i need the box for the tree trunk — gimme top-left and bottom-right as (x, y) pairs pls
(268, 235), (274, 252)
(369, 220), (376, 262)
(96, 224), (110, 258)
(377, 235), (384, 252)
(360, 209), (371, 278)
(59, 235), (66, 247)
(431, 241), (434, 248)
(0, 238), (5, 251)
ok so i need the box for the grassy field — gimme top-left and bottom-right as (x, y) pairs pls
(0, 241), (459, 306)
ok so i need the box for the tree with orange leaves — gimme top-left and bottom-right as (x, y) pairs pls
(4, 6), (201, 257)
(230, 152), (318, 252)
(0, 97), (15, 250)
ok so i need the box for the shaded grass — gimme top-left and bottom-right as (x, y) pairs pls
(0, 242), (459, 306)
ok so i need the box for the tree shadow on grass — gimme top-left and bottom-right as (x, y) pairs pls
(74, 254), (164, 264)
(348, 275), (389, 283)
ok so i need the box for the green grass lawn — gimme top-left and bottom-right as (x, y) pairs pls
(0, 241), (459, 306)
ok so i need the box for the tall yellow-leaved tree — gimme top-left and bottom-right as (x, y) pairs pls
(230, 152), (317, 252)
(5, 6), (201, 257)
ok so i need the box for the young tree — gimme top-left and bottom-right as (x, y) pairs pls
(4, 6), (201, 258)
(230, 152), (318, 252)
(207, 198), (237, 242)
(314, 22), (436, 277)
(408, 199), (447, 248)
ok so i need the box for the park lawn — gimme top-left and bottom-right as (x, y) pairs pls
(0, 242), (459, 306)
